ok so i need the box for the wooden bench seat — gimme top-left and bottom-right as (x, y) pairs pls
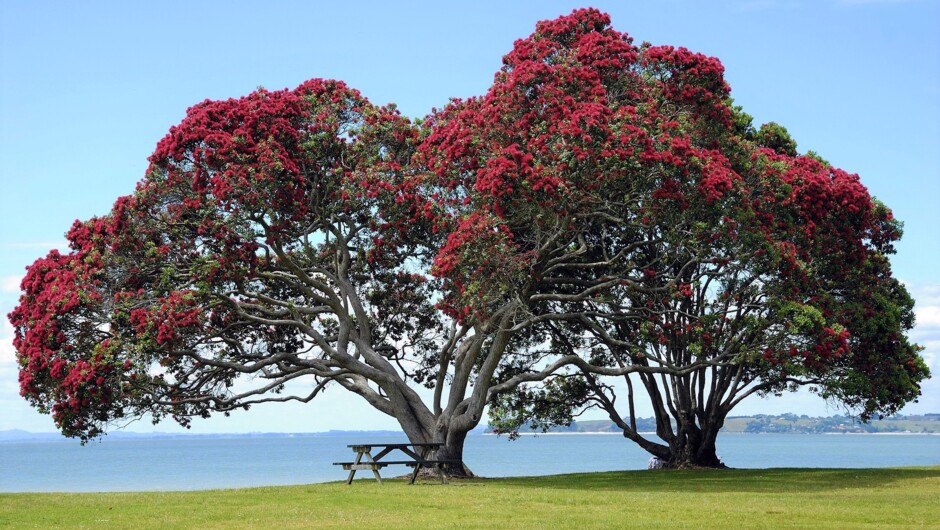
(333, 459), (460, 470)
(333, 461), (389, 470)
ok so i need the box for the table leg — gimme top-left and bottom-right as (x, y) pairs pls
(364, 451), (383, 485)
(346, 450), (364, 485)
(409, 446), (431, 485)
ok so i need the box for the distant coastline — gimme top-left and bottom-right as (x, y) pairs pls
(481, 430), (940, 437)
(820, 431), (939, 436)
(485, 413), (940, 436)
(0, 429), (416, 443)
(3, 413), (938, 442)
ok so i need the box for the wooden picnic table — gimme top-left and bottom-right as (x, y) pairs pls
(333, 442), (457, 485)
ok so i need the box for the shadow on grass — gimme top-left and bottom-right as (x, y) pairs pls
(486, 467), (940, 493)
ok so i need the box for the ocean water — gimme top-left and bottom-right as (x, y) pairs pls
(1, 433), (937, 493)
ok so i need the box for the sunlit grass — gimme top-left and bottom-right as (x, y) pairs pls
(2, 467), (938, 529)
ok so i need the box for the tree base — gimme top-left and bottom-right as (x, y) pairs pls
(668, 461), (730, 470)
(392, 464), (475, 482)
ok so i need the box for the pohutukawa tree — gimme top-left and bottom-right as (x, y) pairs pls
(462, 10), (928, 468)
(10, 9), (927, 472)
(9, 74), (612, 477)
(10, 79), (492, 475)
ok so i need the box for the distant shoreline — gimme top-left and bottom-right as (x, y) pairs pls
(821, 431), (940, 436)
(4, 412), (940, 442)
(3, 430), (939, 442)
(484, 432), (638, 436)
(483, 431), (940, 437)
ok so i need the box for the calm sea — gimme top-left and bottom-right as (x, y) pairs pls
(1, 433), (937, 493)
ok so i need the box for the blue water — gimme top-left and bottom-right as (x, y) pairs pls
(1, 433), (937, 492)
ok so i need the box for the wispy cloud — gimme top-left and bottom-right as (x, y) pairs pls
(898, 283), (940, 413)
(910, 283), (940, 304)
(918, 305), (940, 328)
(736, 0), (803, 12)
(733, 0), (925, 16)
(834, 0), (918, 6)
(910, 284), (940, 329)
(908, 283), (939, 379)
(1, 276), (23, 294)
(0, 241), (68, 250)
(0, 316), (16, 365)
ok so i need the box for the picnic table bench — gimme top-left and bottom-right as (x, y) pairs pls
(333, 442), (460, 485)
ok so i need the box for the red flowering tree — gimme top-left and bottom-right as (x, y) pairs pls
(421, 9), (928, 468)
(9, 9), (928, 474)
(9, 79), (505, 475)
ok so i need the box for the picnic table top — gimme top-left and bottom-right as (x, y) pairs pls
(347, 442), (443, 449)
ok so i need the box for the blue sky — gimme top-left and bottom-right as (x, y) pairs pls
(1, 0), (938, 435)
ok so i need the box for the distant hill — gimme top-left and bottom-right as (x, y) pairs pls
(0, 429), (412, 443)
(0, 427), (487, 443)
(483, 414), (940, 435)
(723, 413), (940, 434)
(5, 415), (937, 442)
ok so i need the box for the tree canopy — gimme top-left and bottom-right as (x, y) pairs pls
(463, 9), (928, 466)
(10, 8), (928, 470)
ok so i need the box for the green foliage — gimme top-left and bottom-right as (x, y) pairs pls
(488, 375), (592, 439)
(755, 122), (798, 156)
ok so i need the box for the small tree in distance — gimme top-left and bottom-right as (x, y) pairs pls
(10, 9), (928, 472)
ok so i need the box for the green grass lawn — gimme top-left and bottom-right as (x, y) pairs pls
(2, 468), (938, 529)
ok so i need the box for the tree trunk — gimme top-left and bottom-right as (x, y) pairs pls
(393, 406), (475, 479)
(434, 426), (475, 478)
(665, 417), (726, 468)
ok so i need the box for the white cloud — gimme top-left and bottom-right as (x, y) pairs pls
(834, 0), (918, 6)
(900, 283), (940, 414)
(917, 305), (940, 328)
(0, 316), (16, 365)
(908, 282), (940, 304)
(730, 0), (916, 11)
(0, 241), (69, 251)
(733, 0), (803, 12)
(909, 284), (940, 345)
(1, 275), (22, 294)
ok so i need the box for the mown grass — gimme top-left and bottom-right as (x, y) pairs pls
(2, 467), (938, 529)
